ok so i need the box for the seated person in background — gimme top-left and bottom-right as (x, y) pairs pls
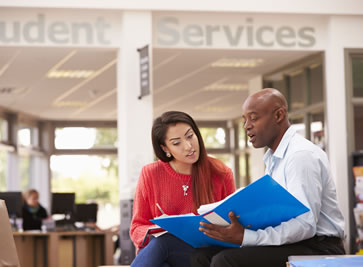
(22, 189), (48, 231)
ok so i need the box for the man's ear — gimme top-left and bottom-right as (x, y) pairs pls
(275, 108), (286, 123)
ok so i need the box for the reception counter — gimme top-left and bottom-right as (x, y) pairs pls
(13, 231), (114, 267)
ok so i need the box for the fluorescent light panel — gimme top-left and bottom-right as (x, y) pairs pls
(211, 58), (264, 68)
(204, 83), (248, 91)
(47, 70), (94, 79)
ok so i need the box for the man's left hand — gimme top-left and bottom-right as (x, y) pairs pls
(199, 211), (245, 245)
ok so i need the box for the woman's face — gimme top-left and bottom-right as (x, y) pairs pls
(162, 122), (200, 166)
(27, 192), (39, 207)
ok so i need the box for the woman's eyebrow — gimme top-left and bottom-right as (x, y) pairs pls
(168, 128), (193, 141)
(184, 128), (192, 136)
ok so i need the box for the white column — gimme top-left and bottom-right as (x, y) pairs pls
(117, 11), (154, 200)
(324, 16), (363, 253)
(325, 42), (350, 252)
(248, 76), (265, 182)
(30, 156), (50, 210)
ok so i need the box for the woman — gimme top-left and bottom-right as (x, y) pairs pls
(130, 111), (236, 267)
(22, 189), (48, 231)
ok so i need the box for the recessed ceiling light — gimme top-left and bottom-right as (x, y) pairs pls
(203, 83), (248, 91)
(47, 70), (94, 79)
(211, 58), (264, 68)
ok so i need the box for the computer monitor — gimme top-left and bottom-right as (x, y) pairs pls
(51, 192), (75, 216)
(74, 203), (98, 223)
(0, 191), (23, 218)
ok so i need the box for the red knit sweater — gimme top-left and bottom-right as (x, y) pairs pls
(130, 159), (236, 249)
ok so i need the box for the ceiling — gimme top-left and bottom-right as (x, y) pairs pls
(0, 46), (316, 122)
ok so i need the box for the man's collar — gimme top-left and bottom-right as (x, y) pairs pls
(264, 126), (296, 161)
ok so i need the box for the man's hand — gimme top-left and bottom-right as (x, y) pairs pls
(199, 211), (245, 245)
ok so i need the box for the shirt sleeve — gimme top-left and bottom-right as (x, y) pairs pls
(129, 167), (156, 249)
(242, 150), (322, 246)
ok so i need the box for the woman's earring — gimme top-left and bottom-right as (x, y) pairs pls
(166, 152), (171, 158)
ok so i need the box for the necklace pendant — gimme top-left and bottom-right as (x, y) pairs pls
(182, 185), (189, 196)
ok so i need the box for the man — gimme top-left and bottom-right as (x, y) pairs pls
(191, 88), (345, 267)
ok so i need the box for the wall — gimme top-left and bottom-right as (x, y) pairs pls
(2, 0), (363, 15)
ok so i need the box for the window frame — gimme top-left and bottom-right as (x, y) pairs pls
(345, 50), (363, 153)
(51, 121), (118, 156)
(264, 53), (326, 147)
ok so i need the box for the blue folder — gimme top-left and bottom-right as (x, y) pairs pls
(289, 256), (363, 267)
(151, 175), (310, 248)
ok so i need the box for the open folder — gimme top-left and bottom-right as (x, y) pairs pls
(151, 175), (309, 248)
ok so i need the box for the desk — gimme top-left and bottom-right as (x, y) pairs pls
(13, 231), (114, 267)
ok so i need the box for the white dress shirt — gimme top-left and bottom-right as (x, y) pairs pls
(242, 126), (345, 246)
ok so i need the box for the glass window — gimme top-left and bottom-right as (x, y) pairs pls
(264, 56), (324, 145)
(291, 117), (305, 138)
(238, 121), (247, 149)
(272, 79), (287, 100)
(50, 154), (119, 229)
(239, 154), (249, 187)
(19, 155), (30, 190)
(352, 57), (363, 97)
(55, 127), (118, 149)
(0, 150), (7, 191)
(18, 127), (31, 147)
(0, 118), (7, 142)
(310, 112), (325, 150)
(94, 128), (118, 148)
(200, 127), (226, 149)
(208, 154), (232, 169)
(290, 71), (306, 111)
(17, 124), (39, 147)
(30, 127), (39, 147)
(310, 64), (324, 104)
(354, 106), (363, 151)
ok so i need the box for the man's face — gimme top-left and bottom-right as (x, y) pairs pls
(242, 96), (278, 149)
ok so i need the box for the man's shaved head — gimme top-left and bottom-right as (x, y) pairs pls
(243, 88), (288, 115)
(242, 88), (290, 151)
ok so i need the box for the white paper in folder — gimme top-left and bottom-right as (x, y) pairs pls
(0, 200), (20, 267)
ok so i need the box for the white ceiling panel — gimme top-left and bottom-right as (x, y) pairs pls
(0, 46), (317, 122)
